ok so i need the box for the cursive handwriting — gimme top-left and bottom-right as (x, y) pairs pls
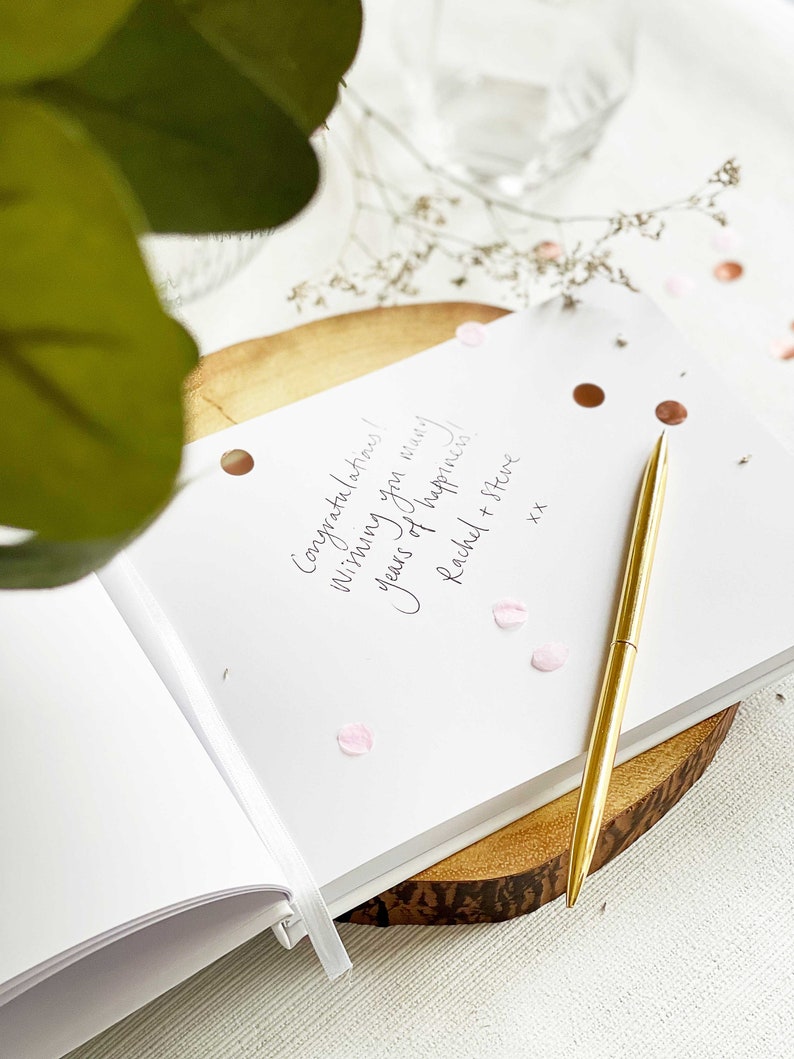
(398, 415), (458, 460)
(291, 424), (384, 573)
(374, 546), (421, 614)
(329, 511), (403, 592)
(436, 453), (521, 586)
(435, 517), (491, 585)
(480, 453), (520, 502)
(378, 431), (472, 515)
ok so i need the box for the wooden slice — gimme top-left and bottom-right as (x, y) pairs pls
(185, 301), (738, 925)
(184, 302), (509, 440)
(339, 705), (738, 925)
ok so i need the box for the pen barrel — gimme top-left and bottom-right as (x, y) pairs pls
(567, 432), (667, 906)
(612, 433), (668, 646)
(568, 640), (637, 895)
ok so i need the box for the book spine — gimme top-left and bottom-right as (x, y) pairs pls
(99, 554), (351, 980)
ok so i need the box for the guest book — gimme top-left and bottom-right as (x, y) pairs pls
(4, 285), (794, 1058)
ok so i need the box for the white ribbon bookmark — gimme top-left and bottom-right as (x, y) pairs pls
(105, 555), (351, 980)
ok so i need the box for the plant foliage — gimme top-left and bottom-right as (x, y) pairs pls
(0, 0), (362, 588)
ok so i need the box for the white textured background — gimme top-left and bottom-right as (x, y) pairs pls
(69, 687), (794, 1059)
(70, 0), (794, 1055)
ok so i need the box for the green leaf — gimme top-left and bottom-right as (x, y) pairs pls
(0, 0), (137, 87)
(0, 533), (133, 589)
(178, 0), (363, 134)
(33, 0), (320, 234)
(0, 96), (197, 561)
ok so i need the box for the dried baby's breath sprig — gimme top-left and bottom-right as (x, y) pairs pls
(604, 211), (666, 240)
(710, 158), (741, 188)
(288, 89), (740, 312)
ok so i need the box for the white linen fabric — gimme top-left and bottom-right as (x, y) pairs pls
(67, 685), (794, 1059)
(67, 0), (794, 1055)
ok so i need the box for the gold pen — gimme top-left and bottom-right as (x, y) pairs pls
(566, 431), (669, 908)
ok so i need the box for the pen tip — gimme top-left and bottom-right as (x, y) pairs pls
(566, 876), (583, 908)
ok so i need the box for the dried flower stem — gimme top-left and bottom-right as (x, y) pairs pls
(289, 88), (740, 312)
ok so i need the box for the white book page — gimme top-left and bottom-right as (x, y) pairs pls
(0, 577), (288, 997)
(110, 286), (794, 893)
(0, 893), (292, 1059)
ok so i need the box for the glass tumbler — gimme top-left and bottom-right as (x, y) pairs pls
(393, 0), (635, 194)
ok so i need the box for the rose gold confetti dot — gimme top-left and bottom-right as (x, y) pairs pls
(663, 273), (696, 298)
(221, 448), (254, 475)
(531, 642), (570, 672)
(573, 382), (605, 408)
(337, 723), (374, 756)
(770, 339), (794, 360)
(790, 321), (794, 332)
(714, 260), (743, 282)
(711, 227), (741, 254)
(534, 240), (563, 261)
(456, 320), (487, 346)
(655, 400), (688, 426)
(492, 598), (528, 629)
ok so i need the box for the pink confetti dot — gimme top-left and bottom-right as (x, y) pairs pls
(456, 321), (487, 346)
(663, 273), (696, 298)
(337, 723), (375, 756)
(711, 227), (741, 254)
(534, 240), (563, 261)
(492, 598), (528, 629)
(531, 642), (570, 672)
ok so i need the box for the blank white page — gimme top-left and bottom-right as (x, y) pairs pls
(0, 577), (288, 997)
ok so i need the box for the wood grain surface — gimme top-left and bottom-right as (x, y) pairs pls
(339, 705), (739, 926)
(184, 302), (508, 439)
(185, 301), (738, 925)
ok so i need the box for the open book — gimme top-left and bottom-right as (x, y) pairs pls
(4, 285), (794, 1058)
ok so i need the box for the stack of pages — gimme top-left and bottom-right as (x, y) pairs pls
(3, 286), (794, 1058)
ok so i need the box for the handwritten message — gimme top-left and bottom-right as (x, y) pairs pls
(435, 454), (520, 586)
(289, 414), (533, 615)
